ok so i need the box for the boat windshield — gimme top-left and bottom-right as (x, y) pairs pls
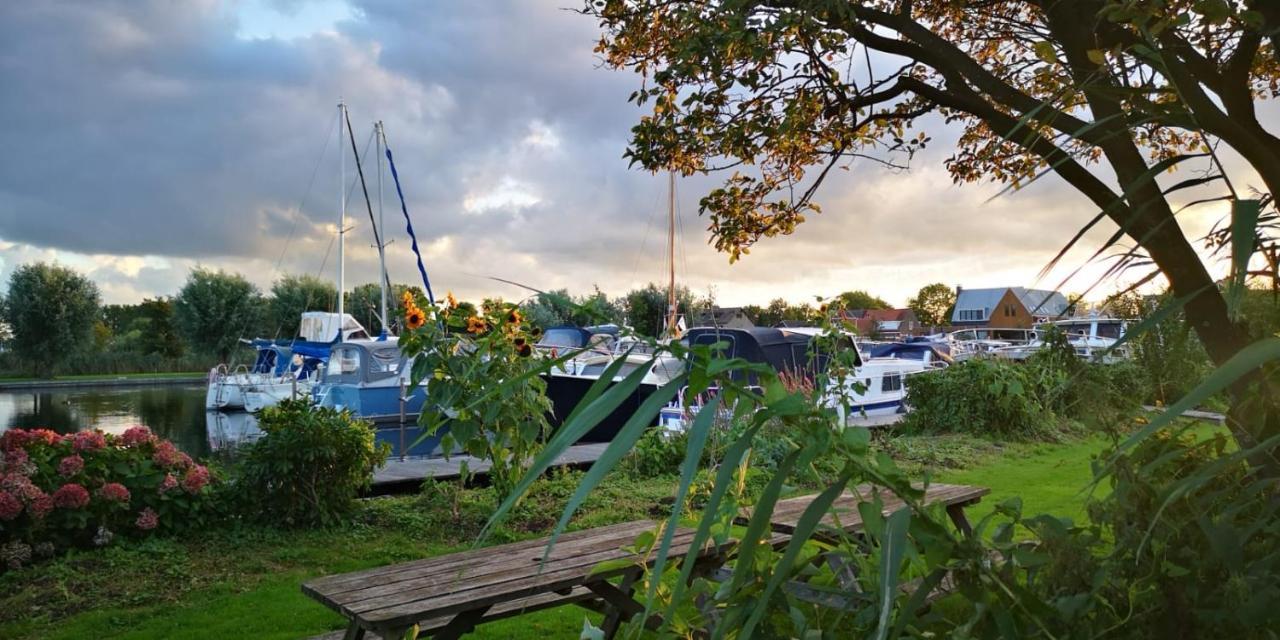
(541, 328), (586, 348)
(367, 347), (401, 382)
(325, 346), (363, 384)
(1096, 322), (1123, 339)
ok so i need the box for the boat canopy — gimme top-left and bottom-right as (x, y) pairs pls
(686, 327), (854, 382)
(299, 312), (369, 342)
(868, 341), (953, 364)
(324, 340), (405, 385)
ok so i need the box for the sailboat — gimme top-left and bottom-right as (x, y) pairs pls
(208, 101), (392, 412)
(542, 172), (687, 442)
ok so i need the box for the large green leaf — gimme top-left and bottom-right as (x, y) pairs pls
(873, 507), (913, 640)
(1227, 199), (1262, 315)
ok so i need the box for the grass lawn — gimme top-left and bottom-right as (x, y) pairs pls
(0, 431), (1128, 639)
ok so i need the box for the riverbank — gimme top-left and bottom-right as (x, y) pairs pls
(0, 427), (1168, 640)
(0, 372), (205, 391)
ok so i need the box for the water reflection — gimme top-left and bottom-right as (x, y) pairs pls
(0, 385), (437, 460)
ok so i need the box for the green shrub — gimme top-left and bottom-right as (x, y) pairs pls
(900, 358), (1057, 439)
(0, 426), (219, 569)
(235, 400), (389, 528)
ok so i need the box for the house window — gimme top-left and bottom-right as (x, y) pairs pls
(882, 373), (902, 392)
(956, 309), (985, 322)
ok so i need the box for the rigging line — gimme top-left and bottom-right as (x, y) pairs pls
(343, 107), (388, 290)
(239, 109), (338, 352)
(628, 175), (664, 288)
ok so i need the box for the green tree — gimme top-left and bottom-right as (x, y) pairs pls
(587, 0), (1280, 462)
(908, 283), (956, 327)
(835, 290), (890, 311)
(623, 283), (697, 337)
(137, 297), (184, 358)
(2, 263), (101, 376)
(268, 274), (335, 337)
(174, 268), (263, 361)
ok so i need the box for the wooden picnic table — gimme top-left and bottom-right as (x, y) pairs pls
(302, 483), (987, 639)
(740, 482), (990, 539)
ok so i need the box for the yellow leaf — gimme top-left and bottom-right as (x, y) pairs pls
(1086, 49), (1106, 66)
(1033, 41), (1057, 64)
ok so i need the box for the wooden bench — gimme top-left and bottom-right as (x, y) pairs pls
(302, 483), (986, 639)
(301, 519), (770, 640)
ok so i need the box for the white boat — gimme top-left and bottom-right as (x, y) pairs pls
(205, 312), (370, 410)
(987, 316), (1128, 363)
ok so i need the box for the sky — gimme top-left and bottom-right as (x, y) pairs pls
(0, 0), (1260, 309)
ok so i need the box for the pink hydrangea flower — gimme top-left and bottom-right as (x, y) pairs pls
(58, 454), (85, 477)
(159, 473), (179, 494)
(52, 483), (90, 509)
(181, 465), (210, 494)
(72, 430), (107, 452)
(152, 441), (187, 469)
(30, 429), (62, 447)
(4, 447), (29, 466)
(135, 508), (159, 531)
(0, 429), (30, 451)
(119, 426), (155, 447)
(98, 482), (130, 503)
(28, 494), (53, 520)
(0, 490), (21, 520)
(16, 478), (42, 501)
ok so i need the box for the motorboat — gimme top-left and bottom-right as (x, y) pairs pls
(988, 316), (1128, 362)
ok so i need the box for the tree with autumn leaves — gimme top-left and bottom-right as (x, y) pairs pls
(586, 0), (1280, 473)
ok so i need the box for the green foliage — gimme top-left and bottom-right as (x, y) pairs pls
(400, 295), (552, 502)
(267, 274), (335, 337)
(173, 268), (263, 361)
(0, 426), (219, 567)
(520, 287), (623, 330)
(235, 400), (388, 528)
(1108, 291), (1213, 404)
(907, 282), (955, 326)
(741, 297), (820, 327)
(622, 283), (704, 337)
(835, 290), (890, 311)
(2, 263), (101, 376)
(900, 359), (1058, 439)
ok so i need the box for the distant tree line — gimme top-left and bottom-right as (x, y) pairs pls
(0, 261), (961, 376)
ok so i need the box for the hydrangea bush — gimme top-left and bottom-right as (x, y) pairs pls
(0, 426), (218, 569)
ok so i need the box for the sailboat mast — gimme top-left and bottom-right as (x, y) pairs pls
(375, 121), (389, 334)
(666, 170), (677, 336)
(337, 101), (346, 329)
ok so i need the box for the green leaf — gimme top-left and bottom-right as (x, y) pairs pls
(1033, 41), (1057, 63)
(1227, 199), (1261, 315)
(1086, 49), (1107, 65)
(873, 507), (912, 640)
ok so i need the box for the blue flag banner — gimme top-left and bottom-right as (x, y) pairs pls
(384, 146), (436, 305)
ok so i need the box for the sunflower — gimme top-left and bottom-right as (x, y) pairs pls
(513, 336), (526, 347)
(517, 343), (533, 358)
(401, 290), (415, 309)
(466, 316), (488, 334)
(507, 308), (523, 325)
(405, 307), (426, 330)
(446, 291), (459, 309)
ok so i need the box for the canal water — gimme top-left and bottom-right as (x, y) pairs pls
(0, 384), (436, 460)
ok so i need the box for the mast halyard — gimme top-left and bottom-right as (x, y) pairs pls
(375, 121), (389, 336)
(665, 170), (678, 339)
(337, 101), (346, 333)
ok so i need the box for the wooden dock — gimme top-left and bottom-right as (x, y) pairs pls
(1142, 405), (1227, 425)
(372, 442), (609, 488)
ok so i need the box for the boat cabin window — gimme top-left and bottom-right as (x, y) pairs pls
(326, 347), (362, 383)
(541, 328), (586, 348)
(367, 347), (401, 382)
(882, 373), (903, 392)
(1096, 322), (1123, 339)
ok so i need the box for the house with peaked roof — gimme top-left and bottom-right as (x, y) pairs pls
(835, 308), (920, 338)
(950, 287), (1072, 329)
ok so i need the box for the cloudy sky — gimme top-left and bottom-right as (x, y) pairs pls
(0, 0), (1257, 309)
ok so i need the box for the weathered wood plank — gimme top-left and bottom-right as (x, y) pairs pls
(372, 443), (609, 487)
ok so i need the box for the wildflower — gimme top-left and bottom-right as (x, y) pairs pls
(182, 465), (210, 494)
(119, 425), (155, 447)
(466, 316), (487, 334)
(57, 454), (84, 477)
(159, 473), (179, 494)
(98, 482), (131, 503)
(28, 494), (53, 520)
(71, 430), (107, 453)
(0, 490), (21, 520)
(136, 507), (159, 531)
(2, 542), (32, 570)
(446, 291), (458, 309)
(406, 307), (426, 330)
(93, 526), (114, 547)
(517, 344), (533, 358)
(52, 483), (90, 509)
